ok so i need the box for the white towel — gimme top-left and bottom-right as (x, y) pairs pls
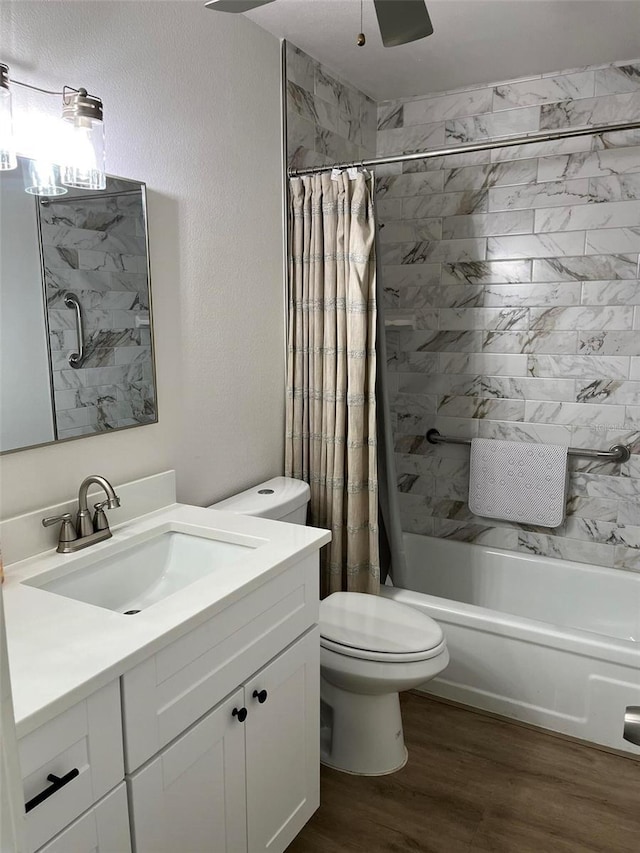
(468, 438), (569, 528)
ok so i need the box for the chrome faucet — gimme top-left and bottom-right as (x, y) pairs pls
(76, 475), (121, 537)
(43, 475), (121, 554)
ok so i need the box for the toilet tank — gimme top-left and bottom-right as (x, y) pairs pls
(208, 476), (310, 525)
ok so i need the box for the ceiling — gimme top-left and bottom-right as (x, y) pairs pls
(244, 0), (640, 101)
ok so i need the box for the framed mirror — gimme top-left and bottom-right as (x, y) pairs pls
(0, 158), (157, 454)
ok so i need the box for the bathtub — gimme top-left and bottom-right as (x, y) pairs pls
(380, 533), (640, 757)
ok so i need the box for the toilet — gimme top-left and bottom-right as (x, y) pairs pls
(210, 475), (310, 524)
(210, 476), (449, 776)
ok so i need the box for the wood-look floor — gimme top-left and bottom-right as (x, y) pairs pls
(288, 693), (640, 853)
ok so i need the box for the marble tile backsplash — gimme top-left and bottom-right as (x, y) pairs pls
(286, 43), (376, 170)
(377, 59), (640, 572)
(40, 187), (156, 439)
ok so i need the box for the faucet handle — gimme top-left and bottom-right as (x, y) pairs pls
(42, 512), (73, 527)
(42, 513), (78, 545)
(93, 501), (111, 532)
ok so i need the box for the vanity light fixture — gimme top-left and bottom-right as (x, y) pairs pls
(0, 63), (106, 193)
(60, 87), (106, 191)
(0, 63), (17, 171)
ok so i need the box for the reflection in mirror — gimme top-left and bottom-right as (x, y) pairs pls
(0, 167), (55, 450)
(0, 158), (157, 454)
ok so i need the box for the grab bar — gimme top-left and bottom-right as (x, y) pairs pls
(64, 292), (85, 368)
(426, 429), (631, 463)
(623, 707), (640, 747)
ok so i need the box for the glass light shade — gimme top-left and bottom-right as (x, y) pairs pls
(61, 114), (106, 191)
(0, 66), (17, 171)
(23, 160), (68, 196)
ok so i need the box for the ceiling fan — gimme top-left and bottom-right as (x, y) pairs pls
(204, 1), (434, 47)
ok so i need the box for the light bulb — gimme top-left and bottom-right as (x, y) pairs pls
(24, 160), (68, 196)
(61, 89), (106, 190)
(61, 118), (105, 190)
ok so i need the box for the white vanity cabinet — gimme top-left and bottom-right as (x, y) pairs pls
(123, 554), (321, 853)
(128, 629), (319, 853)
(18, 680), (129, 853)
(11, 536), (324, 853)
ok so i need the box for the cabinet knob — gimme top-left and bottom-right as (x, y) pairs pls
(232, 707), (248, 723)
(252, 689), (268, 704)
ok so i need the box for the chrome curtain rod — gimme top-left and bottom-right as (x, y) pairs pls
(426, 429), (632, 463)
(39, 189), (140, 205)
(288, 120), (640, 178)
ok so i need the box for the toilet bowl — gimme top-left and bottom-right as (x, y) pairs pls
(209, 476), (449, 776)
(319, 591), (449, 775)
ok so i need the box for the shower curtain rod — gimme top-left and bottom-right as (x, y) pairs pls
(288, 120), (640, 178)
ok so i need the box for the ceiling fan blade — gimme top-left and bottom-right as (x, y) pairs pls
(373, 0), (434, 47)
(205, 0), (276, 12)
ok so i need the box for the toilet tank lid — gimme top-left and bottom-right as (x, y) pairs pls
(208, 476), (310, 519)
(320, 592), (444, 655)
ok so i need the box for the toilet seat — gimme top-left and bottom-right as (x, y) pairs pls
(320, 592), (445, 663)
(320, 635), (446, 663)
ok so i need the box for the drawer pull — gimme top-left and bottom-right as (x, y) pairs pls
(232, 707), (248, 723)
(25, 768), (80, 813)
(252, 689), (268, 704)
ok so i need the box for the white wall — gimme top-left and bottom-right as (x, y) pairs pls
(0, 1), (285, 518)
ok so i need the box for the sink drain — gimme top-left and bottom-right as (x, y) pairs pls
(123, 609), (141, 616)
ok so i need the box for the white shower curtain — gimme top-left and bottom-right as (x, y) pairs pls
(285, 171), (379, 597)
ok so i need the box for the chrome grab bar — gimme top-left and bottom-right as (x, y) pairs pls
(64, 292), (85, 368)
(623, 707), (640, 746)
(426, 429), (631, 463)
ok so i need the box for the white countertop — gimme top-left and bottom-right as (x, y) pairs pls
(3, 503), (330, 738)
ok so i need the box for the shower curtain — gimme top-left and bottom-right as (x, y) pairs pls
(285, 171), (380, 597)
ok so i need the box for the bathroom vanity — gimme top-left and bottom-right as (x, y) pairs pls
(2, 472), (330, 853)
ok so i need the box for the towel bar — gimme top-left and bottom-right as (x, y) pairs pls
(425, 429), (631, 463)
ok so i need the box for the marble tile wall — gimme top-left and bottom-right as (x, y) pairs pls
(377, 59), (640, 572)
(286, 42), (376, 170)
(40, 184), (156, 439)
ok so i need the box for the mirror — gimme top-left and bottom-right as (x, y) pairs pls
(0, 157), (157, 454)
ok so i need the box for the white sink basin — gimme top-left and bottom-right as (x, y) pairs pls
(27, 531), (256, 614)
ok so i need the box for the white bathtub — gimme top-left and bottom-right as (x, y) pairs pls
(380, 533), (640, 757)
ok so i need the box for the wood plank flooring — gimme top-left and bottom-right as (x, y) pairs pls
(288, 693), (640, 853)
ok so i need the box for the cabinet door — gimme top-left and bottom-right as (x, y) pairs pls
(36, 784), (131, 853)
(128, 689), (247, 853)
(245, 628), (320, 853)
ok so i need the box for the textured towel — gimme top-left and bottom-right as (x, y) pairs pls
(468, 438), (569, 527)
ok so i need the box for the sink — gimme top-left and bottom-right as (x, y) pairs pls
(26, 531), (256, 614)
